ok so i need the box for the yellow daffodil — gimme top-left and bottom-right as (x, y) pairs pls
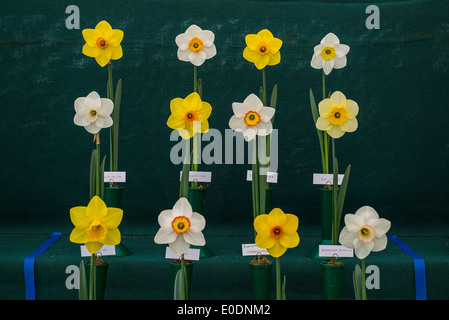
(254, 208), (299, 258)
(316, 91), (359, 139)
(82, 20), (124, 67)
(243, 29), (282, 70)
(167, 92), (212, 139)
(70, 196), (123, 254)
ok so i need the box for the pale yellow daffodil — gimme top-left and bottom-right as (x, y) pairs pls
(254, 208), (299, 258)
(70, 196), (123, 254)
(167, 92), (212, 139)
(316, 91), (359, 139)
(243, 29), (282, 70)
(82, 20), (124, 67)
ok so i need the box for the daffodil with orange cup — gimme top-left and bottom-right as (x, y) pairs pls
(254, 208), (299, 299)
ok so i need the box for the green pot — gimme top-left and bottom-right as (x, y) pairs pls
(171, 261), (194, 299)
(321, 262), (344, 300)
(307, 187), (333, 259)
(188, 187), (214, 258)
(249, 262), (273, 300)
(84, 262), (109, 300)
(103, 186), (124, 208)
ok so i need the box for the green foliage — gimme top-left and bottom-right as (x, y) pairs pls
(78, 260), (88, 300)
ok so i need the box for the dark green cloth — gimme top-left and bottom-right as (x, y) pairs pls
(0, 0), (448, 299)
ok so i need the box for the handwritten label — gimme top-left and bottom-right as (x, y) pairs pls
(80, 245), (116, 257)
(179, 171), (212, 183)
(165, 247), (200, 261)
(242, 243), (269, 256)
(246, 171), (278, 183)
(313, 173), (344, 185)
(104, 171), (126, 183)
(318, 245), (353, 257)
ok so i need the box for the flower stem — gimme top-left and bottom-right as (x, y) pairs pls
(361, 258), (367, 300)
(331, 138), (337, 245)
(262, 68), (267, 106)
(276, 257), (281, 300)
(107, 62), (116, 177)
(322, 71), (329, 174)
(89, 253), (96, 300)
(194, 65), (198, 94)
(181, 254), (187, 300)
(95, 133), (101, 198)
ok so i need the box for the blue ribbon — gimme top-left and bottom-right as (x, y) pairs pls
(24, 232), (62, 300)
(388, 235), (427, 300)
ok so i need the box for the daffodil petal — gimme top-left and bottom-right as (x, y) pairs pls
(197, 102), (212, 121)
(322, 59), (334, 75)
(327, 125), (345, 139)
(85, 241), (104, 255)
(70, 206), (90, 227)
(318, 99), (332, 117)
(243, 47), (257, 63)
(316, 117), (333, 131)
(242, 128), (257, 141)
(255, 233), (276, 249)
(330, 91), (347, 106)
(243, 94), (263, 109)
(167, 114), (186, 130)
(170, 98), (188, 117)
(154, 226), (177, 244)
(268, 37), (282, 54)
(201, 45), (217, 59)
(189, 212), (206, 232)
(102, 208), (123, 229)
(229, 116), (244, 132)
(170, 235), (190, 257)
(199, 30), (215, 47)
(70, 226), (88, 244)
(338, 227), (357, 248)
(245, 34), (262, 51)
(177, 49), (190, 62)
(95, 48), (112, 67)
(339, 118), (358, 133)
(110, 45), (123, 60)
(82, 29), (101, 46)
(254, 214), (271, 235)
(267, 240), (287, 258)
(370, 218), (391, 238)
(267, 51), (281, 66)
(279, 232), (300, 249)
(106, 29), (124, 47)
(184, 229), (206, 246)
(82, 43), (101, 58)
(175, 34), (190, 51)
(254, 121), (272, 136)
(95, 20), (113, 34)
(346, 99), (359, 117)
(257, 29), (274, 40)
(172, 197), (193, 219)
(372, 235), (388, 252)
(86, 196), (108, 220)
(103, 228), (121, 245)
(259, 107), (275, 123)
(282, 214), (299, 234)
(321, 32), (340, 45)
(254, 54), (270, 70)
(333, 56), (347, 69)
(354, 239), (374, 259)
(183, 92), (203, 111)
(335, 44), (350, 57)
(344, 213), (365, 232)
(267, 208), (288, 227)
(355, 206), (380, 221)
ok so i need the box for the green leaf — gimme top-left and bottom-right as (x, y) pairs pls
(353, 264), (363, 300)
(197, 78), (202, 99)
(78, 260), (88, 300)
(100, 155), (106, 199)
(111, 79), (122, 172)
(173, 264), (188, 300)
(310, 89), (327, 173)
(336, 164), (351, 231)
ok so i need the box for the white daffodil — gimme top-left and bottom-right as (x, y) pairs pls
(339, 206), (391, 260)
(74, 91), (113, 134)
(315, 91), (358, 139)
(229, 93), (275, 142)
(154, 197), (206, 257)
(310, 33), (350, 75)
(175, 24), (217, 66)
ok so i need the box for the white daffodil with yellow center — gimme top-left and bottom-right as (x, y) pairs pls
(74, 91), (114, 134)
(310, 33), (350, 75)
(154, 197), (206, 257)
(175, 24), (217, 66)
(229, 93), (275, 142)
(339, 206), (391, 260)
(315, 91), (358, 139)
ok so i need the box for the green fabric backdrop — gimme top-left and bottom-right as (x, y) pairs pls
(0, 0), (448, 300)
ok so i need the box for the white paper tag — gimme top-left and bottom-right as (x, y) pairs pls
(246, 170), (278, 183)
(104, 171), (126, 183)
(165, 247), (200, 261)
(179, 171), (212, 183)
(313, 173), (344, 185)
(80, 245), (116, 257)
(242, 243), (269, 256)
(318, 245), (353, 257)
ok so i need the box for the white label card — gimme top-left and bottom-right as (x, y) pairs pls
(179, 171), (212, 183)
(313, 173), (344, 186)
(104, 171), (126, 183)
(165, 247), (200, 261)
(242, 243), (269, 256)
(246, 171), (278, 183)
(318, 245), (353, 257)
(80, 245), (116, 257)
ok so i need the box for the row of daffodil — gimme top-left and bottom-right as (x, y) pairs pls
(69, 21), (391, 298)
